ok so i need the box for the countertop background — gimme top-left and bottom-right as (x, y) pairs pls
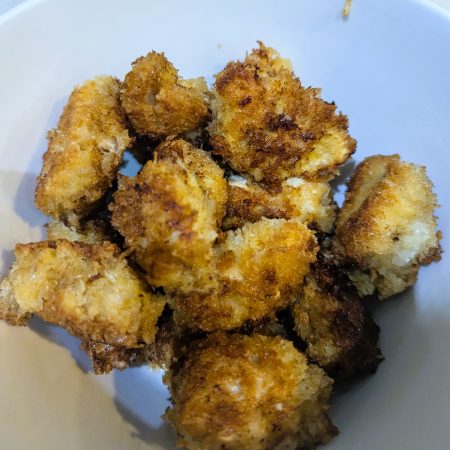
(2, 0), (450, 16)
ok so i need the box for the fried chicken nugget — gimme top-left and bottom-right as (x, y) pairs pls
(122, 52), (210, 138)
(0, 240), (164, 346)
(291, 253), (382, 377)
(156, 139), (227, 226)
(223, 175), (336, 232)
(165, 333), (336, 450)
(209, 43), (356, 183)
(110, 147), (222, 294)
(334, 155), (441, 299)
(173, 218), (318, 332)
(35, 76), (131, 224)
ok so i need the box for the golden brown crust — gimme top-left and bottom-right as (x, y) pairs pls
(165, 333), (336, 450)
(0, 240), (165, 346)
(156, 139), (227, 226)
(110, 153), (219, 294)
(0, 277), (31, 326)
(209, 43), (356, 183)
(121, 52), (210, 138)
(334, 155), (442, 299)
(223, 175), (336, 232)
(292, 253), (382, 377)
(173, 218), (318, 332)
(35, 76), (131, 223)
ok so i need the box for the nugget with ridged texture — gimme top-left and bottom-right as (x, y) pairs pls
(156, 139), (227, 226)
(223, 174), (336, 232)
(209, 43), (356, 183)
(174, 218), (318, 332)
(165, 333), (336, 450)
(334, 154), (441, 299)
(110, 154), (219, 294)
(292, 253), (382, 377)
(35, 76), (131, 224)
(121, 52), (210, 138)
(0, 240), (165, 346)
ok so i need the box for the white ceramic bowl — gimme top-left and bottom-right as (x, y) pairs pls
(0, 1), (449, 449)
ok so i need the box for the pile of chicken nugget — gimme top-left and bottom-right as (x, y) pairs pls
(0, 43), (442, 449)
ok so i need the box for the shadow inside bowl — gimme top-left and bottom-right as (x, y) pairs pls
(12, 96), (67, 230)
(28, 316), (91, 373)
(113, 367), (177, 449)
(329, 286), (439, 448)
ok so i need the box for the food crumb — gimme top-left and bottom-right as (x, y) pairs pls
(342, 0), (352, 18)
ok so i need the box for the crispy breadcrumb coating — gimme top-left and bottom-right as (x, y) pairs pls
(110, 153), (219, 294)
(82, 309), (178, 374)
(0, 240), (164, 346)
(334, 154), (441, 299)
(292, 253), (382, 377)
(156, 139), (227, 226)
(173, 218), (318, 332)
(46, 219), (111, 244)
(35, 76), (131, 224)
(223, 174), (336, 232)
(209, 43), (355, 183)
(122, 52), (210, 138)
(165, 333), (336, 450)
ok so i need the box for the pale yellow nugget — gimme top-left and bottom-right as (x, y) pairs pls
(334, 154), (441, 299)
(0, 240), (164, 347)
(35, 76), (131, 224)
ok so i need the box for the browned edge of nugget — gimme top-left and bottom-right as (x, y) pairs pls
(296, 252), (383, 378)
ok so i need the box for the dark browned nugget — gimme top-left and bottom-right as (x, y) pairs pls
(292, 253), (382, 377)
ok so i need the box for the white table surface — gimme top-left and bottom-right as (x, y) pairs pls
(2, 0), (450, 16)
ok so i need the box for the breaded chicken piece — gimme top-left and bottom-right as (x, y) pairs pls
(173, 218), (318, 332)
(122, 52), (210, 138)
(209, 43), (356, 183)
(165, 333), (336, 450)
(46, 219), (111, 244)
(35, 76), (131, 224)
(110, 154), (219, 294)
(334, 155), (441, 299)
(291, 253), (382, 377)
(156, 139), (227, 226)
(0, 240), (165, 346)
(223, 174), (336, 232)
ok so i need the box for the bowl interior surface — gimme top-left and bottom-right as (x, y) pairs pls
(0, 1), (449, 449)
